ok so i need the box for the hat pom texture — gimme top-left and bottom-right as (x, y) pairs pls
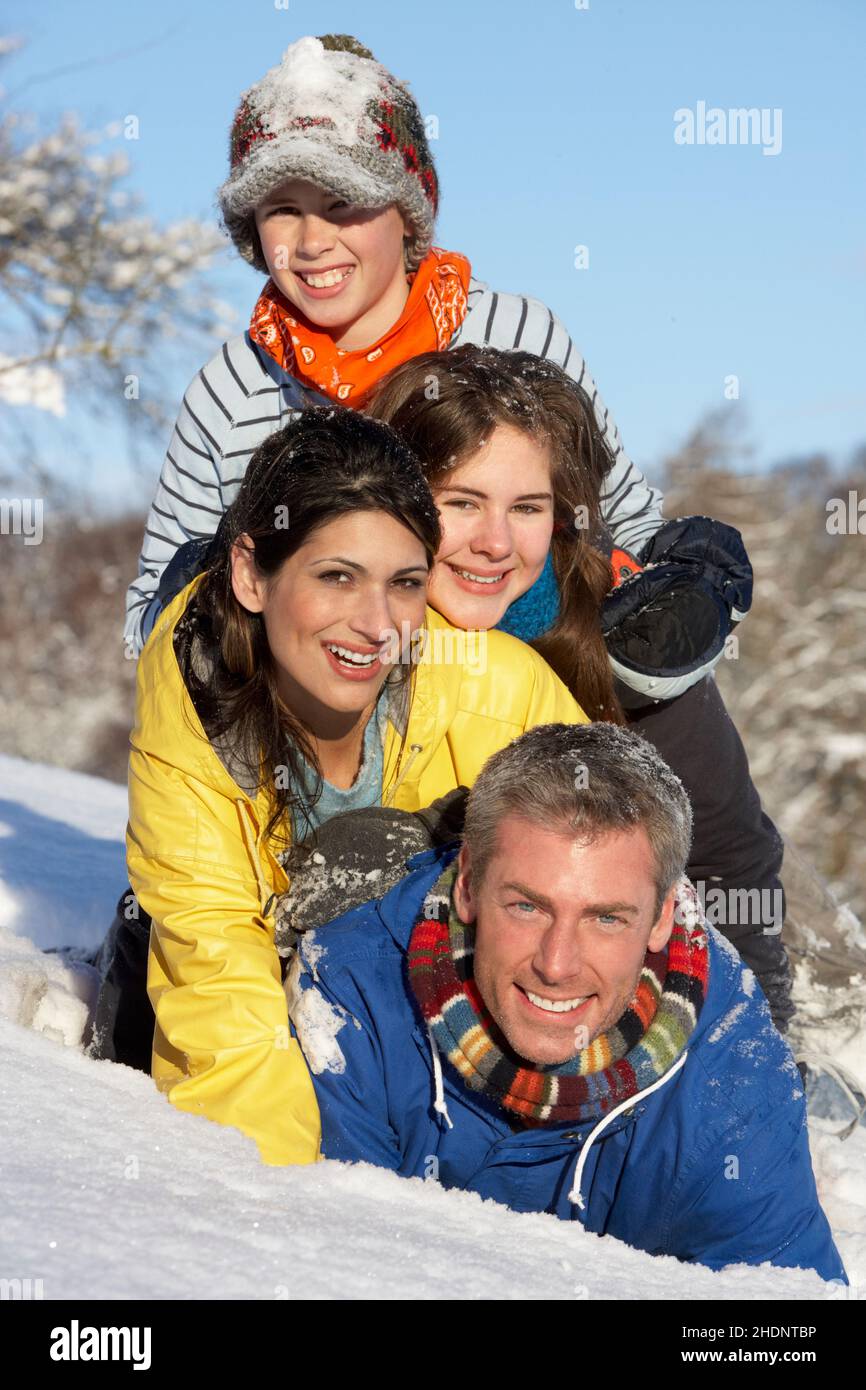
(219, 35), (438, 274)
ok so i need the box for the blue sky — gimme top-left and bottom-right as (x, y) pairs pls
(3, 0), (864, 511)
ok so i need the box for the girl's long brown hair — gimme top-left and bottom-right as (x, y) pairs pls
(366, 347), (624, 723)
(176, 406), (442, 845)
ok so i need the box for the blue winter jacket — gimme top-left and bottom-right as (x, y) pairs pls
(288, 843), (846, 1284)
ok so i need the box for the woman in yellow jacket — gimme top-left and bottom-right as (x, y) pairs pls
(126, 406), (586, 1166)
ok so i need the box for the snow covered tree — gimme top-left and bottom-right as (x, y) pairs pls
(0, 34), (232, 487)
(0, 34), (235, 769)
(660, 408), (866, 923)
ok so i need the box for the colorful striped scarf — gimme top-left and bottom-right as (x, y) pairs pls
(408, 856), (709, 1126)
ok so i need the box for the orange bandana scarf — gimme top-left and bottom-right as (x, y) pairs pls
(249, 247), (472, 407)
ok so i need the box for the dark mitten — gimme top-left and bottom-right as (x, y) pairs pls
(274, 791), (468, 951)
(602, 517), (753, 705)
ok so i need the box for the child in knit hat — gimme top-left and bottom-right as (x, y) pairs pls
(219, 33), (453, 398)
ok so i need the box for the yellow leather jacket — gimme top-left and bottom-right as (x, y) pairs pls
(127, 573), (587, 1164)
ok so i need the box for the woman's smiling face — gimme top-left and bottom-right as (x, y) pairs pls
(426, 423), (555, 630)
(230, 510), (429, 730)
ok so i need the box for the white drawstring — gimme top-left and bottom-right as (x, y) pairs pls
(426, 1022), (454, 1130)
(568, 1051), (689, 1209)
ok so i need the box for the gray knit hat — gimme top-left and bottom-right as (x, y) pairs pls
(218, 33), (439, 275)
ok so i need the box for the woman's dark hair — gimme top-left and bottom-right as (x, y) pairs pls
(178, 406), (442, 845)
(366, 346), (624, 723)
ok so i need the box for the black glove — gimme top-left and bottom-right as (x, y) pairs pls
(600, 517), (753, 704)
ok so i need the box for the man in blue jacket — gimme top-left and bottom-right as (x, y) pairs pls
(286, 723), (845, 1282)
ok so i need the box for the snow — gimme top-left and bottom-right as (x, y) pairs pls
(249, 37), (385, 150)
(0, 753), (127, 951)
(823, 733), (866, 775)
(1, 752), (864, 1301)
(285, 939), (349, 1075)
(0, 353), (65, 416)
(708, 1002), (749, 1044)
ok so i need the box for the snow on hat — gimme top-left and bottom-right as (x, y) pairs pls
(218, 33), (439, 274)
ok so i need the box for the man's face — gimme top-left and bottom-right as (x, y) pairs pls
(453, 816), (676, 1066)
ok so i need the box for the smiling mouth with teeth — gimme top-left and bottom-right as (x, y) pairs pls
(523, 988), (590, 1014)
(326, 642), (379, 667)
(451, 566), (508, 584)
(297, 266), (355, 289)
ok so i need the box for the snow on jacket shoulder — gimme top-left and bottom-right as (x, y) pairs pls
(124, 273), (665, 653)
(127, 575), (587, 1165)
(289, 844), (847, 1284)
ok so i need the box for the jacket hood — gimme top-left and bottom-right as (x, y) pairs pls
(133, 572), (242, 795)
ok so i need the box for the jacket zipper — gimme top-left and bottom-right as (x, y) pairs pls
(382, 741), (424, 808)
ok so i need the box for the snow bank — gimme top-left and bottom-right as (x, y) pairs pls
(0, 1018), (850, 1302)
(0, 754), (862, 1300)
(0, 753), (128, 951)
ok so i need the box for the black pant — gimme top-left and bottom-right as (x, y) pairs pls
(86, 889), (155, 1073)
(627, 676), (793, 1031)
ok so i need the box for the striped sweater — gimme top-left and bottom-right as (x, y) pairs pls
(124, 275), (665, 654)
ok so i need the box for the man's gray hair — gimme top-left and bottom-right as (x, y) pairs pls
(462, 723), (694, 919)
